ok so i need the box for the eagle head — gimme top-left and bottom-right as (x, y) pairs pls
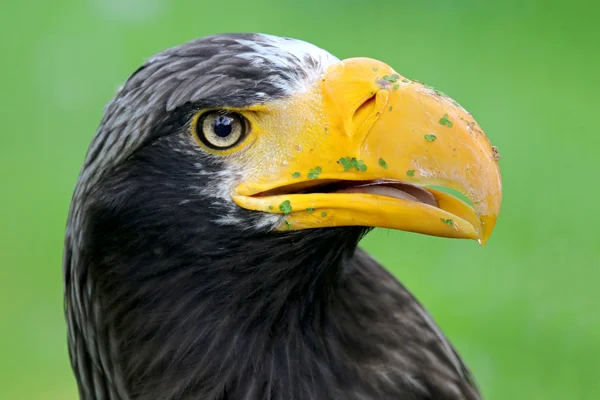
(64, 33), (501, 400)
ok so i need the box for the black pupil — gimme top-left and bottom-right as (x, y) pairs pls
(213, 115), (234, 138)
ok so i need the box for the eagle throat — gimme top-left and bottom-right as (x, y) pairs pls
(67, 169), (370, 399)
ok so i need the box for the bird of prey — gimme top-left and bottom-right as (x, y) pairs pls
(64, 33), (502, 400)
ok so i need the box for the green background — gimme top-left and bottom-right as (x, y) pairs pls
(1, 0), (598, 398)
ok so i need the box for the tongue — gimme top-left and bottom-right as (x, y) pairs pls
(335, 181), (438, 207)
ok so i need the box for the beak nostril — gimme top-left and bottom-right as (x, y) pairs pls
(352, 94), (377, 130)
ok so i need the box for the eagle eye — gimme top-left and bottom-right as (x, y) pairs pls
(195, 111), (248, 150)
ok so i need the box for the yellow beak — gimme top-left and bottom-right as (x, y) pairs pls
(232, 58), (502, 244)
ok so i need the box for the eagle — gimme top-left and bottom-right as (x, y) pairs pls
(64, 33), (502, 400)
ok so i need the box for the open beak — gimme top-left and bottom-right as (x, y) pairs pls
(232, 58), (502, 245)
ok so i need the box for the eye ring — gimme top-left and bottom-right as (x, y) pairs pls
(195, 111), (248, 150)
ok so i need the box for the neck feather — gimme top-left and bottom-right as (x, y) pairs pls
(69, 198), (368, 398)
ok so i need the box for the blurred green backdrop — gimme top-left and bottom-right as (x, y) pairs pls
(1, 0), (599, 399)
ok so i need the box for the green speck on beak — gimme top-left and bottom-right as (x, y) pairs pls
(279, 200), (292, 214)
(439, 113), (453, 128)
(441, 218), (454, 227)
(307, 166), (322, 179)
(382, 74), (400, 83)
(339, 157), (367, 172)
